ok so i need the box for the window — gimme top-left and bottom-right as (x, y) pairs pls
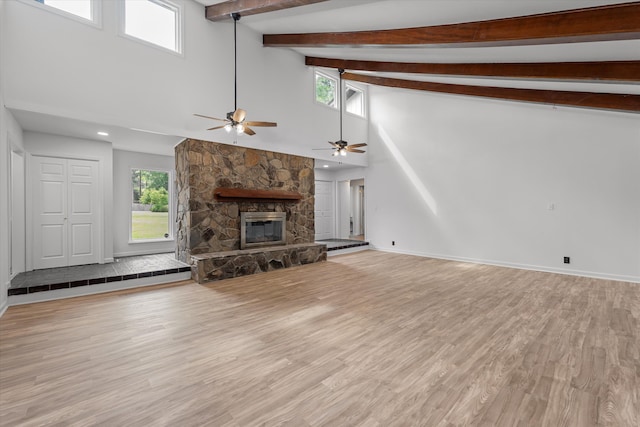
(345, 83), (365, 117)
(28, 0), (100, 24)
(121, 0), (182, 54)
(131, 169), (172, 241)
(315, 71), (338, 109)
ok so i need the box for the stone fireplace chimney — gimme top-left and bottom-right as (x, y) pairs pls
(174, 139), (315, 263)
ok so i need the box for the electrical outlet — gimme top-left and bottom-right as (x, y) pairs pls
(392, 241), (395, 246)
(564, 257), (570, 264)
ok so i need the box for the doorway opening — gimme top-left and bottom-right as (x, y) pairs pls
(349, 179), (365, 240)
(336, 178), (365, 240)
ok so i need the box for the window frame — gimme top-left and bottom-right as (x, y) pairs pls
(314, 70), (339, 110)
(129, 168), (174, 244)
(19, 0), (103, 28)
(344, 82), (367, 119)
(118, 0), (184, 56)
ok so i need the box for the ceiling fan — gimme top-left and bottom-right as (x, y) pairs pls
(194, 13), (276, 136)
(315, 69), (367, 156)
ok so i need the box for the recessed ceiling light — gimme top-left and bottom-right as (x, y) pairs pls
(323, 165), (329, 168)
(97, 131), (109, 136)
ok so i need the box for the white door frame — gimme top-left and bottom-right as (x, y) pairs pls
(10, 148), (26, 278)
(337, 180), (350, 239)
(26, 153), (104, 271)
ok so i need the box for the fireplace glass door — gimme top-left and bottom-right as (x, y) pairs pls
(241, 212), (286, 249)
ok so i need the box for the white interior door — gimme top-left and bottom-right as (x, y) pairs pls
(33, 156), (99, 269)
(33, 157), (68, 269)
(68, 159), (99, 266)
(314, 180), (335, 240)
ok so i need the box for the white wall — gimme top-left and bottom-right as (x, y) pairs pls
(0, 0), (26, 315)
(24, 131), (114, 266)
(2, 0), (367, 165)
(11, 150), (26, 276)
(0, 104), (24, 315)
(367, 86), (640, 282)
(113, 149), (176, 257)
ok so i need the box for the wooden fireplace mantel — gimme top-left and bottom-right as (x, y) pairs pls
(213, 187), (303, 203)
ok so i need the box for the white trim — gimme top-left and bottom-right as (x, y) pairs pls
(6, 140), (12, 278)
(8, 272), (191, 306)
(114, 248), (174, 258)
(344, 82), (367, 119)
(127, 238), (175, 245)
(25, 154), (33, 271)
(327, 246), (369, 257)
(370, 246), (640, 284)
(129, 168), (174, 242)
(0, 298), (8, 318)
(17, 0), (103, 29)
(117, 0), (184, 57)
(9, 143), (26, 277)
(26, 153), (105, 270)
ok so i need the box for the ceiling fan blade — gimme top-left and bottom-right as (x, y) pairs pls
(207, 125), (227, 131)
(194, 113), (227, 122)
(243, 126), (256, 136)
(245, 121), (277, 127)
(348, 143), (368, 148)
(328, 141), (340, 148)
(233, 108), (247, 123)
(347, 148), (366, 153)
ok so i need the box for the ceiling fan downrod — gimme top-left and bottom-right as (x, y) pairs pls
(232, 13), (240, 115)
(339, 68), (344, 144)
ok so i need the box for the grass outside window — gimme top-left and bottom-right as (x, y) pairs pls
(131, 211), (169, 240)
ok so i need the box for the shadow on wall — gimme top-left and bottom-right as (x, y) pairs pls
(376, 124), (438, 216)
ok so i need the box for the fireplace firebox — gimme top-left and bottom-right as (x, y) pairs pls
(240, 212), (286, 249)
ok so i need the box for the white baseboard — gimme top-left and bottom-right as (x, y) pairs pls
(371, 246), (640, 284)
(327, 246), (370, 257)
(8, 272), (192, 306)
(0, 280), (9, 317)
(103, 257), (114, 263)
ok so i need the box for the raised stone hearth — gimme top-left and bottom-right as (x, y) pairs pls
(191, 243), (327, 283)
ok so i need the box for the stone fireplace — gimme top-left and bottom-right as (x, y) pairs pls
(175, 139), (326, 282)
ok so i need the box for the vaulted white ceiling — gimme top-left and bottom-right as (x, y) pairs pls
(198, 0), (639, 64)
(196, 0), (640, 111)
(8, 0), (639, 166)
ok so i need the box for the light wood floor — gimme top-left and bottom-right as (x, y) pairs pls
(1, 251), (638, 426)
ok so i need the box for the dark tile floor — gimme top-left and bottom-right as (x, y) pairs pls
(316, 239), (370, 251)
(9, 253), (190, 296)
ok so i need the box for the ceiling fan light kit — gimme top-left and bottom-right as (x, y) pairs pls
(194, 13), (276, 137)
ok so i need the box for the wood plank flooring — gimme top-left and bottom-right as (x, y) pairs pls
(1, 251), (638, 426)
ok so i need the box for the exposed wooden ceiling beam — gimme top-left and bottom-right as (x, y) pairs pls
(206, 0), (329, 21)
(343, 72), (640, 113)
(306, 57), (640, 82)
(264, 2), (640, 47)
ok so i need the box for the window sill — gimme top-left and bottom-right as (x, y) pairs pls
(128, 238), (175, 245)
